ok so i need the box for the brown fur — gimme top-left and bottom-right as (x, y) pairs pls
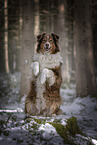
(25, 81), (38, 115)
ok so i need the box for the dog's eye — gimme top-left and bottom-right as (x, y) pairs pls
(49, 40), (53, 42)
(43, 40), (46, 42)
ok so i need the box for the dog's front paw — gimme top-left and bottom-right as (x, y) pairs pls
(47, 70), (55, 87)
(41, 69), (55, 86)
(31, 62), (39, 76)
(41, 68), (48, 84)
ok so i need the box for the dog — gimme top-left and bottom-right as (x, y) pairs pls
(25, 33), (63, 116)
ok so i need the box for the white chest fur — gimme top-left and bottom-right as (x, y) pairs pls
(33, 52), (63, 71)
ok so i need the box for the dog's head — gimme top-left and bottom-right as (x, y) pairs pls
(36, 33), (60, 54)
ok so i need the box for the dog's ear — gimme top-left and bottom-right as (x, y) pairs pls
(51, 33), (59, 41)
(51, 33), (60, 53)
(37, 33), (46, 42)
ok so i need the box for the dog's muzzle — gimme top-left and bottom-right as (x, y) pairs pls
(44, 42), (51, 51)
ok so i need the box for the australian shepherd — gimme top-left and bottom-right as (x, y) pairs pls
(25, 33), (63, 116)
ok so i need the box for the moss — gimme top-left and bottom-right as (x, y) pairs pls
(49, 122), (65, 138)
(31, 123), (39, 130)
(65, 116), (83, 137)
(48, 117), (84, 144)
(53, 119), (62, 123)
(34, 118), (46, 124)
(49, 122), (75, 144)
(26, 117), (47, 125)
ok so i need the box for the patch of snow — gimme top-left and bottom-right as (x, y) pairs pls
(74, 134), (92, 145)
(0, 109), (17, 113)
(61, 118), (67, 126)
(0, 137), (3, 140)
(7, 138), (12, 141)
(0, 108), (23, 113)
(39, 123), (56, 139)
(92, 139), (97, 145)
(60, 97), (83, 115)
(17, 108), (23, 112)
(39, 123), (64, 144)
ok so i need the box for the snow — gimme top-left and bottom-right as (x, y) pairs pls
(0, 108), (23, 113)
(39, 123), (64, 144)
(60, 84), (97, 140)
(0, 137), (3, 141)
(0, 73), (97, 144)
(92, 139), (97, 145)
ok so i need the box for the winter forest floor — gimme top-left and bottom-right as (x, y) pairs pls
(0, 72), (97, 145)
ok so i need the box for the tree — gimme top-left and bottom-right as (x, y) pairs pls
(8, 0), (20, 73)
(4, 0), (9, 73)
(54, 0), (69, 82)
(74, 0), (97, 96)
(0, 0), (5, 73)
(20, 0), (34, 97)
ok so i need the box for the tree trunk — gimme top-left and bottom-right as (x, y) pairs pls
(74, 0), (97, 96)
(94, 27), (97, 69)
(20, 0), (34, 97)
(0, 1), (5, 73)
(54, 0), (68, 82)
(4, 0), (9, 73)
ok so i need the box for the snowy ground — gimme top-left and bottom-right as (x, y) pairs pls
(0, 73), (97, 145)
(60, 84), (97, 139)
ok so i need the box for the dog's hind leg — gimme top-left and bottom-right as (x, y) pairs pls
(25, 81), (38, 115)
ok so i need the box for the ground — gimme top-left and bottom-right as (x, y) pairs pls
(0, 72), (97, 145)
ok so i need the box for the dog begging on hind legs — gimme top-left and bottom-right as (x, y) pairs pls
(25, 32), (63, 116)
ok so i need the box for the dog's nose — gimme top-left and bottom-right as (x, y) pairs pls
(46, 43), (49, 47)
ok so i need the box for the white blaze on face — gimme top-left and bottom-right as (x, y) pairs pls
(44, 35), (50, 50)
(47, 35), (49, 42)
